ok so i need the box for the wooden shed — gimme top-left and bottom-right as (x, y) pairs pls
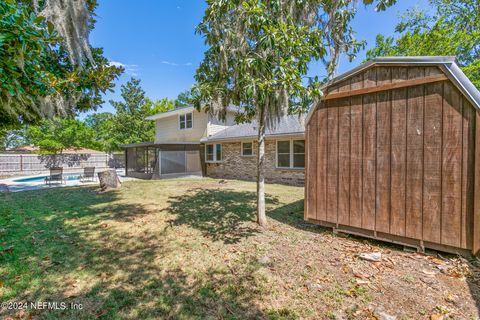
(304, 57), (480, 255)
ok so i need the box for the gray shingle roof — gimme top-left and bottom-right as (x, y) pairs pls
(202, 115), (305, 142)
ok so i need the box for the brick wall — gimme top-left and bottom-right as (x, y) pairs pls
(205, 141), (304, 186)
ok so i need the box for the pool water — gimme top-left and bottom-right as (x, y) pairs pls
(14, 173), (82, 183)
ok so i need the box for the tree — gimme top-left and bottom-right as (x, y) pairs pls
(84, 94), (174, 152)
(175, 90), (194, 108)
(26, 118), (97, 154)
(366, 0), (480, 89)
(84, 112), (116, 152)
(193, 0), (394, 227)
(151, 98), (176, 114)
(0, 127), (30, 151)
(107, 78), (165, 149)
(0, 0), (123, 128)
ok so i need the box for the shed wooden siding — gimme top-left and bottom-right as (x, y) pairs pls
(305, 65), (478, 254)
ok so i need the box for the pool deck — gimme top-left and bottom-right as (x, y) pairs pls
(0, 170), (136, 192)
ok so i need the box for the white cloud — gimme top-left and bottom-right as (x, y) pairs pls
(160, 60), (193, 67)
(109, 60), (139, 77)
(108, 61), (125, 68)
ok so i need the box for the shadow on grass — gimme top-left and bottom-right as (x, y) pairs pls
(166, 188), (279, 244)
(0, 186), (270, 319)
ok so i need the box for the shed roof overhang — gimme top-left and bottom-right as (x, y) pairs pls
(306, 56), (480, 124)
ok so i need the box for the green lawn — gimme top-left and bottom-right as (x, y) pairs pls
(0, 179), (478, 319)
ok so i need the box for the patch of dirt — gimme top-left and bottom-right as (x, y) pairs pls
(1, 179), (479, 319)
(254, 220), (480, 319)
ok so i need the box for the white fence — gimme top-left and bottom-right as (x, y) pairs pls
(0, 153), (112, 173)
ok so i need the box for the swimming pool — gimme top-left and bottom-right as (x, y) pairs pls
(14, 173), (83, 183)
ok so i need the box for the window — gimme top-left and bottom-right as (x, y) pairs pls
(206, 144), (214, 162)
(242, 142), (253, 156)
(293, 140), (305, 168)
(276, 140), (305, 169)
(216, 144), (222, 161)
(277, 141), (291, 168)
(206, 143), (222, 162)
(179, 112), (193, 129)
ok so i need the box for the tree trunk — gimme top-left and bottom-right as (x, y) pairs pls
(98, 169), (121, 191)
(256, 107), (267, 227)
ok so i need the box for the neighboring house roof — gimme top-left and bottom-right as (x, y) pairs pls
(146, 105), (241, 121)
(202, 115), (305, 142)
(6, 145), (38, 153)
(62, 148), (104, 154)
(306, 56), (480, 124)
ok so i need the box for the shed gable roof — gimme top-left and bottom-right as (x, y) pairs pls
(306, 56), (480, 124)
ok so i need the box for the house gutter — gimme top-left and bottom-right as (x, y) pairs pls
(200, 132), (305, 143)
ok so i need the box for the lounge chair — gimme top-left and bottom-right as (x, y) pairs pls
(44, 167), (66, 185)
(79, 167), (96, 182)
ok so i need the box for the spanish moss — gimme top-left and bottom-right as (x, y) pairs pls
(35, 0), (93, 65)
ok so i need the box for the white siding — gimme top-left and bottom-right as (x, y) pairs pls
(207, 112), (237, 137)
(155, 110), (208, 143)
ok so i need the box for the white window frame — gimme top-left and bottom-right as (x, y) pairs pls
(292, 139), (305, 169)
(276, 139), (305, 169)
(179, 112), (193, 130)
(241, 141), (254, 157)
(205, 143), (222, 163)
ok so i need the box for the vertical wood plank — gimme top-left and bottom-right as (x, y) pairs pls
(375, 67), (392, 233)
(442, 82), (463, 247)
(338, 77), (351, 225)
(474, 111), (480, 255)
(405, 67), (424, 240)
(316, 104), (328, 222)
(461, 98), (475, 249)
(390, 67), (408, 237)
(306, 119), (317, 220)
(423, 67), (443, 244)
(362, 68), (377, 230)
(305, 123), (309, 219)
(327, 100), (339, 224)
(350, 73), (364, 228)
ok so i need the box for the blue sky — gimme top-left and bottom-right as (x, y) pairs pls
(87, 0), (430, 116)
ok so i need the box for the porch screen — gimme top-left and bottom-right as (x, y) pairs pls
(160, 150), (201, 175)
(160, 151), (186, 174)
(185, 151), (201, 173)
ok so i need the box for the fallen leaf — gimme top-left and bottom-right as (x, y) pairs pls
(1, 246), (14, 255)
(422, 269), (436, 276)
(96, 310), (107, 318)
(429, 257), (445, 265)
(445, 293), (456, 303)
(358, 252), (382, 262)
(430, 314), (444, 320)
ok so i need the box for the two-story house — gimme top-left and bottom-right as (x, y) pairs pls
(122, 106), (305, 186)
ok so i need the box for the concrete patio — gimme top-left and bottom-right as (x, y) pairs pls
(0, 169), (136, 192)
